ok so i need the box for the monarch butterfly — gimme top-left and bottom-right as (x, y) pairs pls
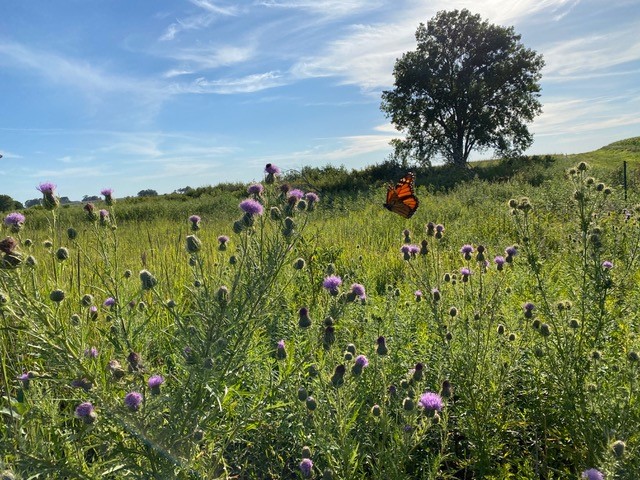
(383, 172), (419, 218)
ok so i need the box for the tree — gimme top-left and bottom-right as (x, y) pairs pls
(0, 194), (23, 211)
(137, 189), (158, 197)
(381, 9), (544, 168)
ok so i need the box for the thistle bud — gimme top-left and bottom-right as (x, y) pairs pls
(186, 235), (202, 253)
(139, 269), (157, 290)
(56, 247), (69, 261)
(50, 289), (65, 303)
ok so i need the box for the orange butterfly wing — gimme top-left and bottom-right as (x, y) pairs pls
(383, 173), (419, 218)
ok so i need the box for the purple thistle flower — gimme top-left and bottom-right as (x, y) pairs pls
(239, 199), (264, 216)
(350, 283), (366, 300)
(103, 297), (116, 307)
(418, 391), (443, 412)
(218, 235), (229, 244)
(148, 374), (164, 389)
(505, 246), (518, 256)
(602, 261), (613, 269)
(37, 182), (56, 195)
(4, 212), (25, 228)
(435, 224), (444, 233)
(400, 245), (411, 254)
(523, 302), (535, 312)
(354, 355), (369, 368)
(460, 244), (474, 255)
(288, 189), (304, 201)
(90, 305), (98, 315)
(100, 188), (113, 196)
(17, 372), (31, 388)
(408, 244), (420, 255)
(124, 391), (143, 411)
(74, 402), (96, 423)
(247, 183), (264, 195)
(415, 290), (422, 299)
(299, 458), (313, 477)
(84, 347), (99, 358)
(460, 267), (471, 276)
(99, 209), (109, 219)
(581, 469), (604, 480)
(189, 215), (201, 224)
(265, 163), (281, 175)
(305, 192), (319, 203)
(276, 339), (286, 360)
(323, 275), (342, 295)
(494, 255), (505, 266)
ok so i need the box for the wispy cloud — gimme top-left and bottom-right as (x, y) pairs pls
(160, 0), (239, 41)
(257, 0), (381, 17)
(173, 71), (289, 94)
(165, 44), (255, 70)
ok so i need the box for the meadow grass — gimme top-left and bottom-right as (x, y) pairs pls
(2, 144), (640, 479)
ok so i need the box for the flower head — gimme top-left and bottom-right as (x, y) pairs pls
(247, 183), (264, 195)
(581, 469), (604, 480)
(418, 391), (443, 412)
(101, 188), (112, 196)
(350, 283), (366, 300)
(4, 212), (25, 230)
(602, 260), (613, 270)
(239, 199), (264, 216)
(494, 255), (505, 266)
(37, 182), (56, 195)
(103, 297), (116, 307)
(288, 189), (304, 201)
(148, 374), (165, 394)
(505, 246), (518, 256)
(460, 244), (474, 255)
(305, 192), (319, 203)
(354, 355), (369, 368)
(276, 339), (287, 360)
(460, 267), (471, 276)
(124, 391), (143, 411)
(299, 458), (313, 477)
(75, 402), (97, 423)
(265, 163), (281, 175)
(323, 275), (342, 295)
(84, 347), (99, 358)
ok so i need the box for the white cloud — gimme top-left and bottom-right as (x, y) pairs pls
(166, 44), (255, 70)
(160, 0), (239, 41)
(257, 0), (381, 17)
(174, 71), (288, 94)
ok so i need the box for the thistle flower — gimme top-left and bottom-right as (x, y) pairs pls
(217, 235), (229, 252)
(349, 283), (366, 300)
(602, 260), (613, 270)
(104, 297), (116, 307)
(431, 288), (441, 301)
(494, 255), (505, 270)
(0, 237), (17, 255)
(581, 469), (604, 480)
(299, 458), (313, 477)
(84, 347), (98, 358)
(322, 275), (342, 296)
(3, 212), (25, 232)
(37, 182), (59, 210)
(148, 375), (165, 395)
(305, 192), (319, 210)
(523, 302), (535, 318)
(418, 391), (443, 414)
(247, 183), (264, 196)
(239, 199), (264, 216)
(101, 188), (114, 206)
(75, 402), (97, 424)
(264, 163), (281, 183)
(84, 202), (98, 221)
(288, 189), (305, 201)
(124, 391), (143, 411)
(415, 290), (422, 302)
(352, 354), (369, 375)
(460, 244), (474, 259)
(17, 372), (32, 389)
(460, 267), (471, 279)
(276, 339), (286, 360)
(99, 209), (109, 225)
(189, 215), (201, 231)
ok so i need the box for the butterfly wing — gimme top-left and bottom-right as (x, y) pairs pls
(383, 173), (419, 218)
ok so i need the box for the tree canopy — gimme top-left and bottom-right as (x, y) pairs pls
(381, 9), (544, 167)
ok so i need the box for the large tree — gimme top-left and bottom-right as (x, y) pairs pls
(381, 9), (544, 167)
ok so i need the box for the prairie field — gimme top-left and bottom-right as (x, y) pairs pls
(3, 138), (640, 479)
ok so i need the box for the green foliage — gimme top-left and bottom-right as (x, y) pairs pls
(0, 194), (23, 212)
(3, 144), (640, 478)
(381, 9), (544, 167)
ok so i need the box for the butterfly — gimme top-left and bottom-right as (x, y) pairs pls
(383, 172), (419, 218)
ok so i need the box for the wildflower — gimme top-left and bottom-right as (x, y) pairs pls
(264, 163), (281, 183)
(75, 402), (97, 424)
(403, 229), (411, 243)
(101, 188), (114, 206)
(247, 183), (264, 196)
(276, 339), (287, 360)
(376, 336), (388, 355)
(189, 215), (201, 231)
(17, 372), (32, 389)
(581, 469), (604, 480)
(37, 182), (59, 210)
(124, 391), (143, 411)
(349, 283), (366, 300)
(431, 288), (441, 302)
(352, 355), (369, 375)
(84, 347), (98, 358)
(148, 375), (165, 395)
(494, 255), (505, 270)
(299, 458), (313, 478)
(415, 290), (422, 302)
(104, 297), (116, 308)
(305, 192), (319, 210)
(239, 198), (264, 216)
(3, 212), (25, 232)
(99, 209), (109, 225)
(288, 189), (304, 201)
(602, 260), (613, 270)
(84, 202), (98, 221)
(0, 237), (17, 255)
(460, 267), (471, 281)
(460, 244), (474, 260)
(409, 244), (420, 255)
(127, 351), (143, 371)
(418, 391), (443, 414)
(217, 235), (229, 251)
(322, 275), (342, 296)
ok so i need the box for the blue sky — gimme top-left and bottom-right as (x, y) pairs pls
(1, 0), (639, 203)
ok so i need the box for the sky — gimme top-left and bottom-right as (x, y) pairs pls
(1, 0), (639, 203)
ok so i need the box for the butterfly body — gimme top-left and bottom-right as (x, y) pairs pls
(383, 172), (419, 218)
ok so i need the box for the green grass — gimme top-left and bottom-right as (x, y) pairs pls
(2, 139), (640, 479)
